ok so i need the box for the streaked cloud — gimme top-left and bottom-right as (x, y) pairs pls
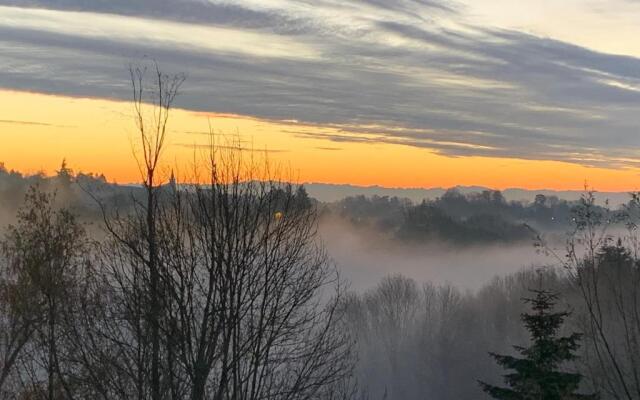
(0, 118), (73, 128)
(0, 0), (639, 169)
(175, 143), (289, 153)
(0, 6), (319, 60)
(315, 146), (343, 151)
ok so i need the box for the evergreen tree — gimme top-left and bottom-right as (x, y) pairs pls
(480, 289), (598, 400)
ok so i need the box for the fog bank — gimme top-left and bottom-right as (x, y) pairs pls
(320, 217), (551, 292)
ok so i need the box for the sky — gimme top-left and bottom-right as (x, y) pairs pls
(1, 0), (640, 190)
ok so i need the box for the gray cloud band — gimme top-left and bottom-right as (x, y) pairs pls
(0, 0), (639, 168)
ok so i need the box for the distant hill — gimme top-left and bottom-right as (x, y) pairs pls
(303, 182), (632, 206)
(0, 164), (628, 245)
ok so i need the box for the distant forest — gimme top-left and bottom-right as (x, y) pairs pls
(1, 162), (631, 245)
(0, 161), (136, 220)
(324, 188), (627, 244)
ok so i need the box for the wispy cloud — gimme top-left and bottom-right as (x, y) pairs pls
(0, 119), (74, 128)
(0, 1), (639, 168)
(174, 143), (289, 153)
(315, 146), (343, 151)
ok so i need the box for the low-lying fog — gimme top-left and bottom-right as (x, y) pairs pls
(320, 217), (553, 292)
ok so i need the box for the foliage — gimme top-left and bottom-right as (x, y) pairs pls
(480, 290), (597, 400)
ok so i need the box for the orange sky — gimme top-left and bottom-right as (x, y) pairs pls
(2, 89), (639, 192)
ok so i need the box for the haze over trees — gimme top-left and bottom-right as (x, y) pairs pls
(0, 168), (615, 246)
(327, 189), (613, 245)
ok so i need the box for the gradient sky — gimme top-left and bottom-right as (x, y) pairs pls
(2, 1), (640, 190)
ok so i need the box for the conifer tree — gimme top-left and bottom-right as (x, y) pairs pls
(480, 289), (598, 400)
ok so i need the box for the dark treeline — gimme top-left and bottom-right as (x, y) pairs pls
(0, 167), (614, 246)
(328, 189), (623, 244)
(0, 166), (602, 246)
(0, 161), (142, 222)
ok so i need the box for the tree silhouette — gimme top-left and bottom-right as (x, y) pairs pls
(480, 289), (597, 400)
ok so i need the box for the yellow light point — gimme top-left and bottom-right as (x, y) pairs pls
(1, 89), (640, 192)
(274, 212), (284, 220)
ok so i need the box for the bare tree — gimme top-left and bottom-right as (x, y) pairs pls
(0, 187), (88, 400)
(80, 61), (186, 400)
(75, 63), (353, 400)
(130, 61), (185, 400)
(540, 191), (640, 399)
(152, 137), (354, 400)
(0, 206), (41, 397)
